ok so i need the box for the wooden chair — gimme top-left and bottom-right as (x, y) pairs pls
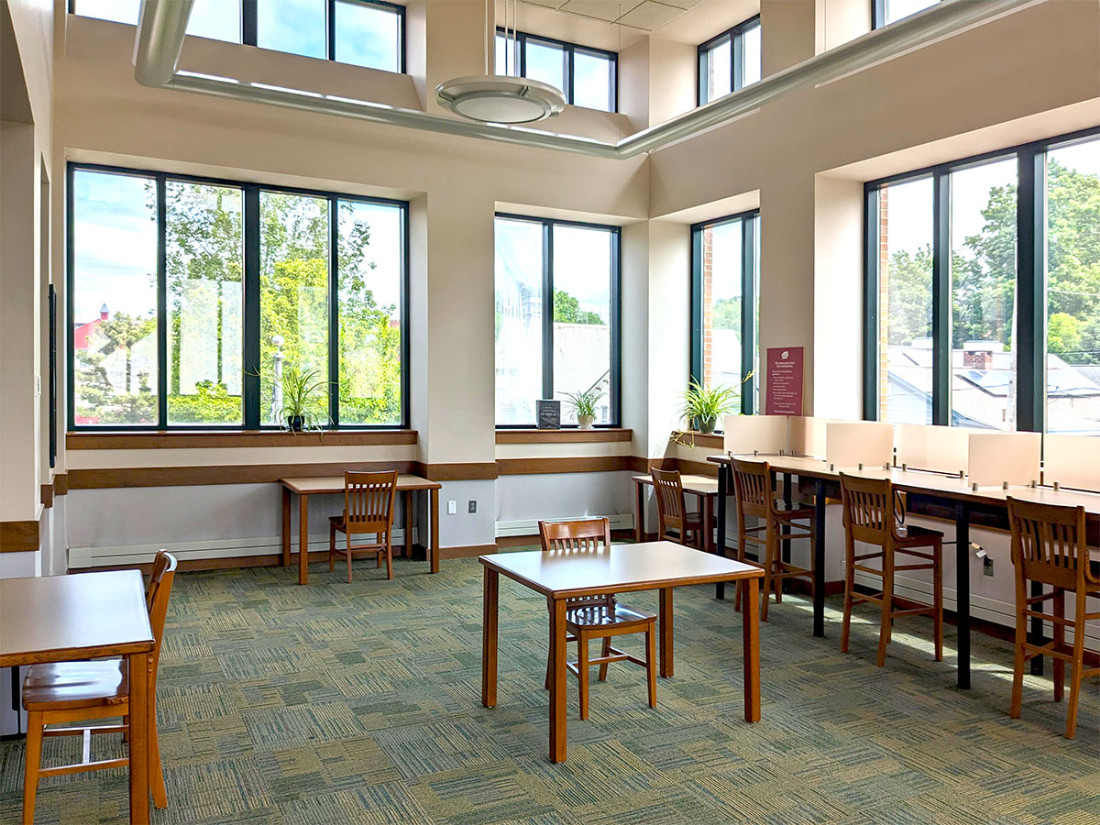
(1007, 497), (1099, 739)
(22, 550), (177, 825)
(651, 467), (705, 549)
(839, 474), (943, 667)
(538, 518), (657, 721)
(731, 458), (815, 621)
(329, 470), (398, 582)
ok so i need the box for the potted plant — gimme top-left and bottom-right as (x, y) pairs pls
(563, 387), (603, 429)
(280, 367), (327, 431)
(680, 380), (737, 434)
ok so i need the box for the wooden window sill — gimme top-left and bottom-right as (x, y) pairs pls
(495, 428), (633, 444)
(669, 431), (724, 449)
(66, 430), (418, 450)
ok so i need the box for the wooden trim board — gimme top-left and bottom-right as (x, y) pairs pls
(495, 428), (633, 444)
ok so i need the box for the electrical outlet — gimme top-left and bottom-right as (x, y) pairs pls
(447, 500), (457, 515)
(468, 500), (477, 514)
(983, 557), (994, 577)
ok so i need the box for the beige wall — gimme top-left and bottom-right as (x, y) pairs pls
(1, 0), (1096, 560)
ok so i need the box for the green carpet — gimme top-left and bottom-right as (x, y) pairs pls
(2, 554), (1097, 824)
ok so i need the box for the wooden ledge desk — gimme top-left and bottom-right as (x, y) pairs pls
(708, 453), (1100, 690)
(0, 571), (155, 824)
(632, 474), (719, 552)
(480, 541), (764, 763)
(280, 475), (442, 584)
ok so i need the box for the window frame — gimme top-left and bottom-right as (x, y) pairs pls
(494, 212), (622, 428)
(70, 0), (407, 74)
(696, 15), (760, 107)
(690, 210), (760, 419)
(862, 125), (1100, 433)
(871, 0), (939, 29)
(495, 28), (618, 113)
(67, 161), (410, 432)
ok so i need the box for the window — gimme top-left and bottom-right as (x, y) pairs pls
(865, 128), (1100, 436)
(697, 16), (761, 106)
(495, 215), (620, 427)
(69, 164), (408, 429)
(691, 212), (760, 419)
(495, 31), (617, 113)
(872, 0), (940, 28)
(71, 0), (405, 73)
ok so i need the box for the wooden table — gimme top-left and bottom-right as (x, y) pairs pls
(632, 474), (719, 552)
(0, 571), (155, 824)
(480, 541), (764, 763)
(708, 453), (1100, 689)
(280, 474), (443, 585)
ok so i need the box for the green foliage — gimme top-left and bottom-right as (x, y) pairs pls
(75, 312), (157, 424)
(681, 380), (738, 431)
(168, 381), (242, 423)
(711, 296), (741, 331)
(279, 366), (328, 430)
(553, 289), (603, 325)
(562, 387), (603, 418)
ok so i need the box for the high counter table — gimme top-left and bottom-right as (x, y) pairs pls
(708, 453), (1100, 689)
(280, 474), (442, 584)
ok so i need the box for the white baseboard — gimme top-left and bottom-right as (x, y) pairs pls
(495, 513), (634, 538)
(69, 528), (414, 569)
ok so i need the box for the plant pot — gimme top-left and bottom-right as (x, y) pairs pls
(695, 416), (717, 434)
(577, 414), (595, 429)
(287, 415), (305, 432)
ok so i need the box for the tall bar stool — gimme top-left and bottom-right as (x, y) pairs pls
(1007, 497), (1099, 739)
(730, 458), (815, 621)
(650, 467), (705, 549)
(839, 474), (943, 666)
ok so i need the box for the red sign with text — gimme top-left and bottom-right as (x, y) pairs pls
(765, 347), (804, 415)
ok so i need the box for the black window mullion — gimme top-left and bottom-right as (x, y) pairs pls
(243, 185), (261, 428)
(741, 216), (757, 416)
(156, 176), (168, 426)
(872, 0), (887, 29)
(242, 0), (257, 46)
(542, 221), (554, 402)
(328, 197), (340, 427)
(1016, 148), (1046, 433)
(327, 0), (337, 61)
(610, 229), (621, 427)
(65, 164), (76, 431)
(690, 225), (704, 384)
(400, 206), (410, 428)
(863, 186), (881, 421)
(732, 30), (744, 92)
(931, 172), (951, 426)
(565, 46), (575, 105)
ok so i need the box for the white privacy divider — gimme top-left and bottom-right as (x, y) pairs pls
(825, 421), (895, 469)
(967, 432), (1041, 488)
(723, 415), (789, 455)
(787, 416), (831, 458)
(894, 423), (974, 475)
(1043, 434), (1100, 492)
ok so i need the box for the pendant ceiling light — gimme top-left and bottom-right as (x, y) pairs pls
(436, 0), (565, 125)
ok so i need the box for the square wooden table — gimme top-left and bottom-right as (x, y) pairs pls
(280, 474), (442, 584)
(0, 570), (155, 824)
(480, 541), (765, 763)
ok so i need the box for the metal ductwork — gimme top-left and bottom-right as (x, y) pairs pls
(134, 0), (1040, 160)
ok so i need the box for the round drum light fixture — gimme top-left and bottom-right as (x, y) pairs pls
(436, 76), (565, 124)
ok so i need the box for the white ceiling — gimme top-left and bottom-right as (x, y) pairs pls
(516, 0), (759, 44)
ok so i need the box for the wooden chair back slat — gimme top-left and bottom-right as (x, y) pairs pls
(539, 518), (614, 610)
(839, 473), (892, 546)
(146, 550), (177, 695)
(731, 458), (773, 521)
(344, 470), (398, 535)
(650, 467), (687, 535)
(1007, 498), (1090, 592)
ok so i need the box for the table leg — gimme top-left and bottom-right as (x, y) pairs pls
(404, 491), (413, 559)
(781, 473), (792, 566)
(634, 479), (644, 543)
(281, 487), (291, 567)
(955, 502), (971, 689)
(430, 488), (440, 574)
(742, 576), (761, 722)
(549, 597), (568, 763)
(481, 567), (499, 708)
(127, 650), (150, 824)
(716, 466), (728, 600)
(813, 479), (826, 638)
(659, 587), (674, 677)
(298, 492), (310, 586)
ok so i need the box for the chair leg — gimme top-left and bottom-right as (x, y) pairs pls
(346, 534), (354, 584)
(645, 623), (657, 709)
(1065, 592), (1087, 739)
(1010, 594), (1028, 719)
(840, 538), (855, 655)
(877, 556), (893, 667)
(932, 541), (944, 663)
(760, 530), (775, 623)
(329, 526), (336, 572)
(598, 637), (611, 682)
(151, 712), (168, 809)
(22, 710), (43, 825)
(384, 536), (394, 580)
(578, 632), (590, 721)
(1053, 589), (1065, 703)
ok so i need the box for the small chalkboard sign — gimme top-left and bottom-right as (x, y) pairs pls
(536, 399), (561, 429)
